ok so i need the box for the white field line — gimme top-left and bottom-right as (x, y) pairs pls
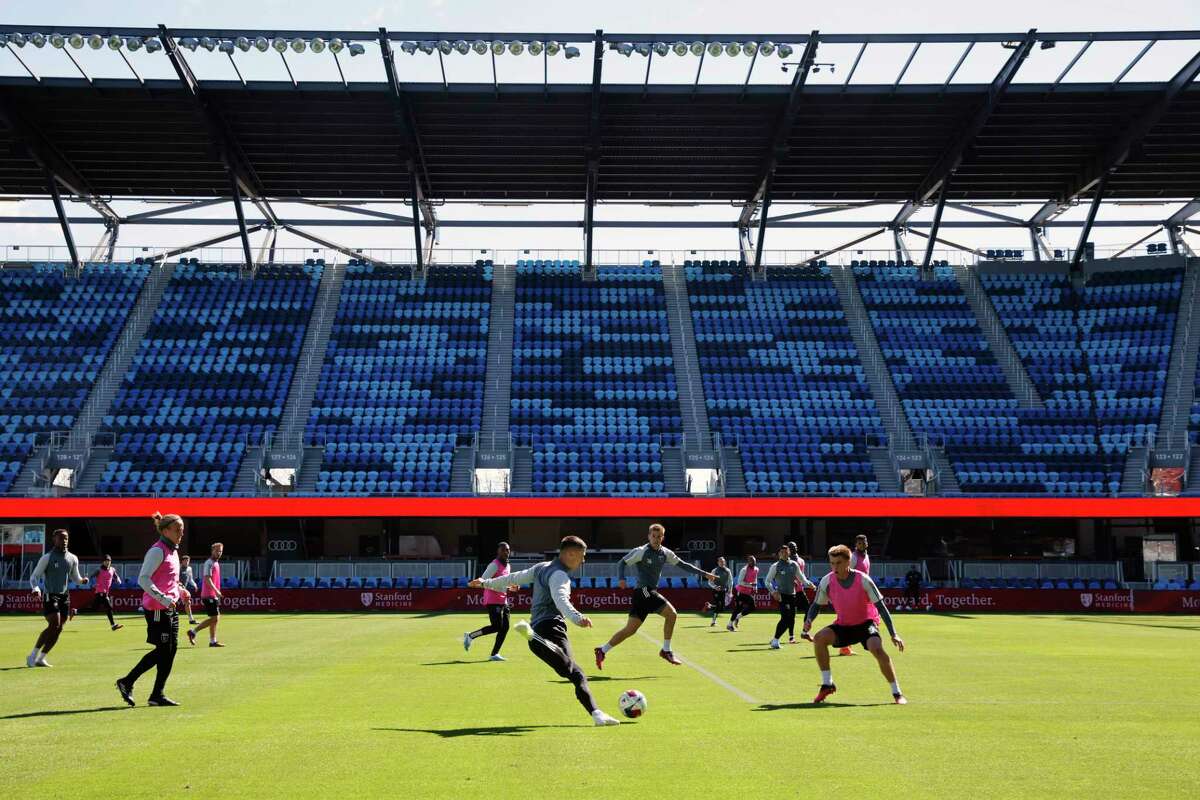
(635, 629), (760, 704)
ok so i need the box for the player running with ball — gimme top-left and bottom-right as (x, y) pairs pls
(470, 536), (621, 726)
(594, 523), (715, 669)
(802, 544), (907, 705)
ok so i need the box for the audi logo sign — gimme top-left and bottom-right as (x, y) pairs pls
(686, 540), (716, 552)
(267, 540), (299, 552)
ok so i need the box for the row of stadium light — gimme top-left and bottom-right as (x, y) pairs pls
(0, 32), (370, 56)
(612, 41), (796, 58)
(396, 40), (582, 58)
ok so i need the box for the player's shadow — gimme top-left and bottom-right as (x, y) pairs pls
(754, 702), (892, 711)
(373, 725), (584, 738)
(419, 659), (483, 666)
(0, 706), (127, 720)
(554, 675), (657, 683)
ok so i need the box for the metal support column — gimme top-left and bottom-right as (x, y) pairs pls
(921, 178), (950, 268)
(230, 176), (253, 269)
(1029, 227), (1041, 261)
(46, 171), (80, 271)
(408, 164), (424, 272)
(752, 172), (772, 270)
(1071, 175), (1108, 271)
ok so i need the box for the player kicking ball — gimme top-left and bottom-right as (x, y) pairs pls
(594, 523), (715, 669)
(802, 544), (907, 705)
(470, 535), (621, 726)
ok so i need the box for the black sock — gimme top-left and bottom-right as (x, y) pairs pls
(491, 623), (508, 656)
(150, 644), (176, 697)
(124, 649), (158, 686)
(570, 670), (597, 714)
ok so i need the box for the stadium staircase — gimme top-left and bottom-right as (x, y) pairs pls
(473, 262), (517, 490)
(953, 264), (1043, 409)
(1152, 258), (1200, 455)
(662, 262), (745, 494)
(830, 264), (920, 489)
(49, 261), (178, 495)
(510, 446), (532, 492)
(1119, 444), (1149, 495)
(259, 260), (348, 493)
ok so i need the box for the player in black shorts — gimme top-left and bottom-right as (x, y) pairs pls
(27, 529), (87, 668)
(705, 556), (734, 626)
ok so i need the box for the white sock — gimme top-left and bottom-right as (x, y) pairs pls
(821, 670), (832, 685)
(890, 681), (901, 694)
(600, 643), (612, 654)
(662, 639), (671, 651)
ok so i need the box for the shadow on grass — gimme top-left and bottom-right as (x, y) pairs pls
(553, 675), (658, 683)
(1, 706), (127, 720)
(419, 659), (482, 666)
(373, 724), (587, 738)
(1060, 617), (1200, 632)
(754, 702), (893, 711)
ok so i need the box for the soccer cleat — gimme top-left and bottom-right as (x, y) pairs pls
(462, 632), (472, 652)
(893, 693), (908, 705)
(111, 623), (123, 631)
(813, 683), (837, 704)
(592, 710), (621, 726)
(488, 654), (506, 662)
(514, 620), (534, 640)
(115, 679), (135, 707)
(147, 696), (179, 707)
(188, 618), (198, 625)
(769, 639), (781, 650)
(726, 622), (736, 632)
(593, 647), (606, 671)
(788, 637), (796, 644)
(800, 632), (813, 642)
(710, 619), (717, 627)
(659, 649), (682, 666)
(26, 652), (37, 668)
(209, 641), (225, 648)
(187, 629), (196, 646)
(34, 656), (52, 668)
(838, 647), (854, 656)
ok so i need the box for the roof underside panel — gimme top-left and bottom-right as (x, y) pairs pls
(0, 79), (1197, 201)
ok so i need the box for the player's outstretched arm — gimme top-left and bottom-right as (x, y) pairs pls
(664, 548), (714, 580)
(471, 565), (538, 591)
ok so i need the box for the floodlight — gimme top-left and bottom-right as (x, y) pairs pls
(454, 39), (470, 54)
(125, 37), (143, 51)
(564, 46), (580, 59)
(328, 37), (345, 54)
(68, 33), (85, 49)
(777, 43), (793, 58)
(528, 40), (543, 56)
(758, 41), (775, 56)
(491, 40), (505, 55)
(30, 33), (47, 48)
(9, 32), (27, 48)
(236, 36), (252, 52)
(617, 42), (634, 57)
(545, 40), (561, 56)
(200, 36), (218, 52)
(107, 34), (123, 50)
(49, 33), (66, 49)
(254, 36), (270, 52)
(508, 40), (524, 55)
(634, 43), (651, 57)
(438, 40), (452, 55)
(310, 37), (326, 53)
(179, 37), (199, 51)
(743, 41), (758, 56)
(707, 41), (722, 57)
(724, 41), (741, 56)
(88, 33), (104, 50)
(418, 41), (436, 55)
(272, 38), (288, 53)
(473, 39), (488, 54)
(348, 43), (365, 56)
(290, 38), (306, 53)
(672, 41), (688, 56)
(690, 41), (705, 56)
(653, 42), (669, 57)
(143, 37), (162, 53)
(218, 39), (235, 54)
(400, 41), (417, 55)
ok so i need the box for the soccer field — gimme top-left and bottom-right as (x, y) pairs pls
(1, 611), (1196, 798)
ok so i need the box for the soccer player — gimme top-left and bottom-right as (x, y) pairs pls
(463, 541), (513, 661)
(86, 554), (123, 631)
(115, 512), (185, 707)
(179, 554), (199, 626)
(704, 556), (734, 626)
(802, 544), (906, 705)
(727, 555), (759, 631)
(784, 540), (812, 643)
(903, 566), (923, 610)
(188, 542), (225, 647)
(470, 535), (620, 726)
(594, 523), (716, 669)
(27, 529), (87, 667)
(766, 544), (816, 649)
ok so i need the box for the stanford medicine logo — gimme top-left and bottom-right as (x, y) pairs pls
(1079, 593), (1093, 609)
(360, 592), (373, 607)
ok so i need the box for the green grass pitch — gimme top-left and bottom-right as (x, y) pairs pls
(1, 610), (1197, 798)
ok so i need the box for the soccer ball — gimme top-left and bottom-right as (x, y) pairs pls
(618, 689), (647, 719)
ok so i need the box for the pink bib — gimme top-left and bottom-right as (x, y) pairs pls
(142, 540), (180, 611)
(482, 559), (510, 605)
(828, 570), (872, 626)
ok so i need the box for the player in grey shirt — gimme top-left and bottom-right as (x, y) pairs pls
(471, 535), (620, 726)
(27, 528), (86, 667)
(595, 523), (716, 669)
(705, 557), (734, 627)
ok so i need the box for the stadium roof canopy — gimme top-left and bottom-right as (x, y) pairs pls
(1, 26), (1199, 268)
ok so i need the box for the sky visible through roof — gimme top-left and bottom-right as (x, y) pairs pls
(0, 0), (1198, 264)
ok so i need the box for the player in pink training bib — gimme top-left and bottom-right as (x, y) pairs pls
(463, 542), (514, 661)
(188, 542), (225, 648)
(802, 544), (907, 705)
(86, 554), (123, 631)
